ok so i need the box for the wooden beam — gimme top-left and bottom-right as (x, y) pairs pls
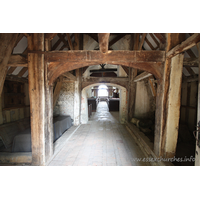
(128, 67), (137, 121)
(185, 66), (196, 76)
(154, 33), (166, 44)
(7, 67), (17, 75)
(52, 38), (62, 50)
(57, 33), (70, 49)
(14, 34), (24, 48)
(66, 33), (74, 50)
(183, 57), (198, 66)
(47, 50), (165, 63)
(7, 55), (28, 67)
(28, 33), (53, 165)
(154, 33), (185, 158)
(0, 33), (19, 95)
(145, 37), (155, 50)
(134, 33), (140, 50)
(149, 33), (160, 47)
(148, 77), (156, 97)
(45, 33), (57, 40)
(134, 71), (153, 82)
(82, 77), (129, 82)
(167, 33), (200, 59)
(62, 72), (77, 81)
(182, 75), (198, 82)
(82, 66), (89, 75)
(109, 33), (127, 47)
(186, 48), (196, 58)
(53, 77), (63, 108)
(98, 33), (110, 53)
(6, 74), (28, 83)
(82, 76), (129, 89)
(17, 67), (28, 77)
(47, 50), (165, 84)
(138, 33), (147, 50)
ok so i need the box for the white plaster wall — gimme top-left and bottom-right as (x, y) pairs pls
(54, 82), (75, 119)
(81, 89), (88, 124)
(134, 81), (153, 119)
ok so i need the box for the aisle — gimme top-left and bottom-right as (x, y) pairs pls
(48, 101), (150, 166)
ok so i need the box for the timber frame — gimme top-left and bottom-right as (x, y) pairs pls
(1, 33), (200, 166)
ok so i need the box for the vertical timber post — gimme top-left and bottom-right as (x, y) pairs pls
(163, 54), (184, 157)
(0, 34), (18, 124)
(128, 33), (137, 121)
(28, 33), (53, 165)
(154, 33), (185, 158)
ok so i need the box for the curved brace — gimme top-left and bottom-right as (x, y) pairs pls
(46, 50), (165, 85)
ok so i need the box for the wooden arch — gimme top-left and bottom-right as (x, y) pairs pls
(45, 50), (165, 85)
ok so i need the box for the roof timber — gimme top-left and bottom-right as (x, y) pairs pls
(138, 33), (147, 50)
(98, 33), (110, 53)
(46, 50), (165, 63)
(167, 33), (200, 59)
(17, 67), (28, 77)
(46, 50), (165, 84)
(154, 33), (166, 44)
(66, 33), (73, 50)
(7, 55), (27, 67)
(183, 57), (198, 66)
(45, 33), (57, 40)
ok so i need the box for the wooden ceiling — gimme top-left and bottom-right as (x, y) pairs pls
(6, 33), (199, 81)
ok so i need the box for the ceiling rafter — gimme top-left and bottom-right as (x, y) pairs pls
(149, 33), (160, 47)
(154, 33), (166, 44)
(17, 67), (28, 77)
(57, 33), (70, 49)
(14, 34), (24, 48)
(58, 34), (75, 50)
(186, 48), (196, 58)
(66, 33), (74, 50)
(109, 33), (127, 47)
(98, 33), (110, 53)
(138, 33), (147, 50)
(134, 33), (140, 50)
(45, 33), (57, 40)
(185, 66), (196, 76)
(145, 36), (155, 50)
(7, 67), (16, 75)
(52, 38), (62, 50)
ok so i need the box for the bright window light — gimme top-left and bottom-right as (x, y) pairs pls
(98, 85), (108, 97)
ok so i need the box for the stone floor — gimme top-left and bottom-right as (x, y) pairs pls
(48, 101), (151, 166)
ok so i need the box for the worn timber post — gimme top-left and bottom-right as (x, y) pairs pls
(128, 34), (138, 121)
(154, 33), (185, 158)
(28, 33), (53, 165)
(0, 34), (19, 124)
(195, 42), (200, 166)
(128, 68), (137, 121)
(73, 33), (81, 125)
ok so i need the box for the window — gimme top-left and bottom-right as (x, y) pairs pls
(98, 85), (108, 97)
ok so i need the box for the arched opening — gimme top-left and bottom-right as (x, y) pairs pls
(98, 85), (108, 97)
(81, 83), (128, 124)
